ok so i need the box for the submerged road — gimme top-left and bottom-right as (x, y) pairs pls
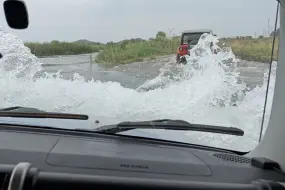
(39, 53), (270, 90)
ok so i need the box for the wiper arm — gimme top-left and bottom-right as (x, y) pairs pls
(94, 119), (244, 136)
(0, 106), (88, 120)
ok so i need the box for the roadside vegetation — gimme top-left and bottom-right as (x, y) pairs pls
(95, 31), (279, 65)
(24, 30), (279, 64)
(95, 32), (180, 64)
(24, 40), (105, 57)
(220, 36), (279, 63)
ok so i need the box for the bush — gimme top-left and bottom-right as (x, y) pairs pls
(24, 41), (105, 57)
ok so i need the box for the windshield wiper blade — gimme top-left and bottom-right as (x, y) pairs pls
(94, 119), (244, 136)
(0, 106), (88, 120)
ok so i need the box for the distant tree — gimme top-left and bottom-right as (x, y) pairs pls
(51, 40), (60, 44)
(258, 35), (264, 39)
(156, 31), (167, 40)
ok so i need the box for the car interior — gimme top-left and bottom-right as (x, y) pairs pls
(1, 0), (285, 190)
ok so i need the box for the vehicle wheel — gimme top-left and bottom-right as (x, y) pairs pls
(180, 56), (187, 64)
(176, 55), (180, 63)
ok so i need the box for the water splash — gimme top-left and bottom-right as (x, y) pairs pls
(0, 31), (276, 152)
(0, 30), (42, 79)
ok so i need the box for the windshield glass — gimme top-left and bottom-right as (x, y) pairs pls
(0, 0), (279, 153)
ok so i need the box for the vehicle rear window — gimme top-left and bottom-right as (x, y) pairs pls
(182, 33), (206, 44)
(189, 39), (199, 45)
(188, 39), (199, 49)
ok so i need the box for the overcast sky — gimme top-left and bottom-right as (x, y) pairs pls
(0, 0), (278, 43)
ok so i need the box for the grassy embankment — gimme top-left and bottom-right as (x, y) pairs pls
(95, 31), (279, 65)
(24, 40), (105, 57)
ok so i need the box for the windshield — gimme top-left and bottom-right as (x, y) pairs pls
(0, 0), (279, 153)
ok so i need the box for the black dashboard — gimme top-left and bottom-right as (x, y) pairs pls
(0, 123), (285, 190)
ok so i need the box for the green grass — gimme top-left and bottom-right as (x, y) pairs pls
(95, 36), (180, 65)
(24, 41), (105, 57)
(220, 37), (279, 63)
(95, 32), (279, 65)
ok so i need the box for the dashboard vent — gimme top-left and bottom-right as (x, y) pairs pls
(212, 153), (251, 164)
